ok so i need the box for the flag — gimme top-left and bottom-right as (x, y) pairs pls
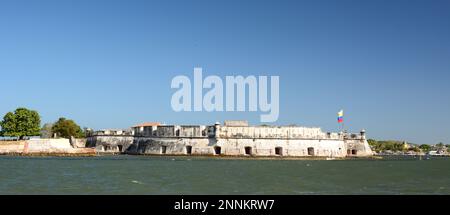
(337, 110), (344, 123)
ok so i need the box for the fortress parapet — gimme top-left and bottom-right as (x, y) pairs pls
(131, 121), (341, 140)
(92, 129), (133, 136)
(215, 124), (341, 140)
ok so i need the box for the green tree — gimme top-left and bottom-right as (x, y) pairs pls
(419, 144), (431, 152)
(0, 108), (41, 139)
(40, 123), (54, 138)
(367, 139), (381, 152)
(367, 139), (377, 146)
(51, 118), (85, 138)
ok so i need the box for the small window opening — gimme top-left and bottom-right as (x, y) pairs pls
(186, 146), (192, 155)
(214, 146), (221, 155)
(245, 147), (252, 155)
(275, 147), (283, 156)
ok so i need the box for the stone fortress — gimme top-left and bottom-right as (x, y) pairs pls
(87, 121), (373, 158)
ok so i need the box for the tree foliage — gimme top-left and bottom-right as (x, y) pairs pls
(0, 108), (41, 139)
(51, 118), (85, 138)
(419, 144), (431, 152)
(40, 123), (54, 138)
(368, 139), (407, 152)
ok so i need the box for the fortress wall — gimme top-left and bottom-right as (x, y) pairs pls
(26, 139), (72, 153)
(128, 137), (348, 157)
(344, 139), (373, 157)
(0, 141), (26, 153)
(87, 135), (134, 153)
(127, 137), (210, 155)
(0, 139), (95, 155)
(216, 139), (347, 157)
(70, 138), (87, 148)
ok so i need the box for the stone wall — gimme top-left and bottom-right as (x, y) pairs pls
(131, 124), (341, 140)
(86, 135), (134, 153)
(70, 137), (87, 148)
(344, 139), (373, 157)
(126, 137), (349, 157)
(179, 126), (206, 137)
(0, 139), (95, 155)
(0, 141), (26, 154)
(155, 126), (176, 137)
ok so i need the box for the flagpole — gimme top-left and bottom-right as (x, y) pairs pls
(342, 111), (345, 133)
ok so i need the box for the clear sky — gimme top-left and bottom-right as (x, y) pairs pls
(1, 0), (449, 144)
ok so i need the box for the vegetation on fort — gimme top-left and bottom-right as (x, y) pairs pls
(51, 118), (85, 138)
(0, 108), (41, 139)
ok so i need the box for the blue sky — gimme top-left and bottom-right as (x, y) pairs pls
(1, 0), (449, 144)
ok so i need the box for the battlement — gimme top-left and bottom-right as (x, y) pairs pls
(117, 122), (353, 140)
(89, 122), (367, 142)
(215, 125), (341, 140)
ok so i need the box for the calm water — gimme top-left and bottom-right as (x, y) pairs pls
(0, 156), (449, 195)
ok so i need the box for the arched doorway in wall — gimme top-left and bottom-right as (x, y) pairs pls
(352, 149), (358, 155)
(118, 145), (123, 152)
(307, 147), (315, 156)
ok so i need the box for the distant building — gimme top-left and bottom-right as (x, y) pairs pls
(132, 122), (161, 136)
(94, 129), (132, 136)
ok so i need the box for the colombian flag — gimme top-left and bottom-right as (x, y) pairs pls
(337, 110), (344, 123)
